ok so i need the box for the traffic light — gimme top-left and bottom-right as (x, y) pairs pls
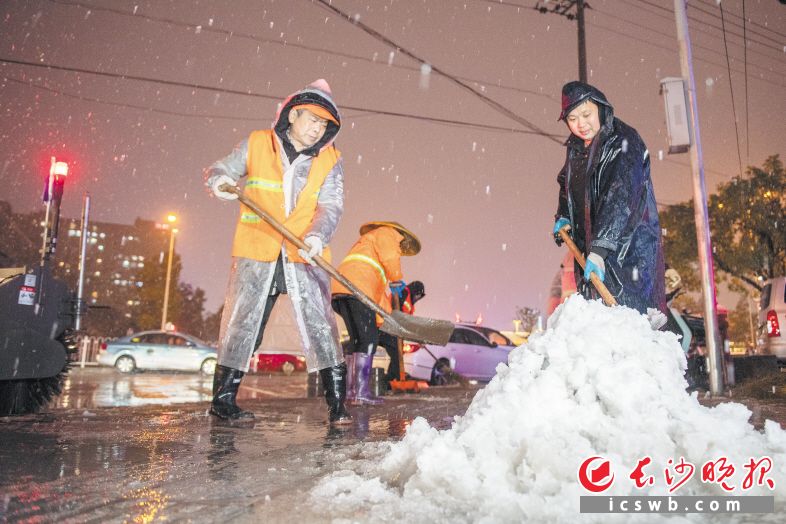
(41, 157), (69, 262)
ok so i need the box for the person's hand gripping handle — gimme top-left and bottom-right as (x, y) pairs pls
(557, 225), (618, 307)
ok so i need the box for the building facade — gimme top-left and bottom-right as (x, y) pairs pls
(1, 200), (173, 334)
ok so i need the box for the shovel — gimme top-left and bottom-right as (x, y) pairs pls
(558, 225), (618, 307)
(220, 184), (455, 346)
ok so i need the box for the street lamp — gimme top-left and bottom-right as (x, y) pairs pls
(161, 214), (178, 331)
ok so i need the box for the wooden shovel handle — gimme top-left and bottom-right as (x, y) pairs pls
(220, 183), (394, 321)
(558, 226), (618, 307)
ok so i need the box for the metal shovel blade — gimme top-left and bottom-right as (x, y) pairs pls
(381, 310), (454, 346)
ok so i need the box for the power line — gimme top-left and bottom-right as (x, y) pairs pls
(719, 2), (744, 178)
(468, 0), (786, 81)
(626, 0), (786, 70)
(589, 5), (785, 82)
(3, 77), (261, 121)
(309, 0), (562, 144)
(583, 18), (784, 89)
(632, 0), (785, 55)
(743, 0), (750, 163)
(1, 57), (563, 138)
(48, 0), (555, 102)
(695, 0), (786, 40)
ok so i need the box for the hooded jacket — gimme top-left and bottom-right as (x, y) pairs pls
(555, 82), (666, 314)
(204, 79), (345, 372)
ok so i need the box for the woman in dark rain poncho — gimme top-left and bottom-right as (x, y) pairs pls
(552, 81), (666, 315)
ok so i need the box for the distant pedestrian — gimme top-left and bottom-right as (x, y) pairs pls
(552, 81), (666, 315)
(331, 221), (420, 405)
(205, 79), (351, 424)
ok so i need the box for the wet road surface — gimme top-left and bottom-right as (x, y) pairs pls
(0, 367), (479, 522)
(3, 368), (786, 522)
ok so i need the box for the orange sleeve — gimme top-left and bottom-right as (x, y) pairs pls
(374, 227), (404, 282)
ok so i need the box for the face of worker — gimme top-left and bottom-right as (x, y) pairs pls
(288, 109), (329, 151)
(566, 100), (601, 145)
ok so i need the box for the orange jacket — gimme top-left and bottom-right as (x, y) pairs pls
(332, 226), (404, 314)
(231, 129), (340, 263)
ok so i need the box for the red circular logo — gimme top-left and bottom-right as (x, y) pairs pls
(578, 456), (615, 492)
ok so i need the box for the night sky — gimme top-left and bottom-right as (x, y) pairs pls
(1, 0), (784, 330)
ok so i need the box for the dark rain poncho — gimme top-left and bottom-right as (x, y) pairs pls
(555, 82), (666, 314)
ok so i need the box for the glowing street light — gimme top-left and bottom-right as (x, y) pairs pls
(161, 214), (178, 331)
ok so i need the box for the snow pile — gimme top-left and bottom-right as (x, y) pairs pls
(311, 295), (786, 522)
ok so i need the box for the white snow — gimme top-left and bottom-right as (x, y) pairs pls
(310, 295), (786, 523)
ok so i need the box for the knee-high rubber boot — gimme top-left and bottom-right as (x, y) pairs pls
(210, 365), (255, 420)
(352, 353), (383, 405)
(344, 352), (356, 401)
(319, 363), (352, 424)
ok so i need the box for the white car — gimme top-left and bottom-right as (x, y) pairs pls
(759, 276), (786, 363)
(97, 331), (217, 374)
(403, 323), (516, 383)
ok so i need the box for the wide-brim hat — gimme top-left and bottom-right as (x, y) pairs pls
(359, 221), (421, 256)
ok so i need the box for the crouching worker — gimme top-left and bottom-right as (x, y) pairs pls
(204, 79), (351, 425)
(332, 222), (421, 405)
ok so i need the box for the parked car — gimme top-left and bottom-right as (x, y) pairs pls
(403, 323), (516, 382)
(97, 331), (217, 374)
(759, 276), (786, 364)
(252, 353), (307, 375)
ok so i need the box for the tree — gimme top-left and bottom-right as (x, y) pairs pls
(514, 306), (541, 333)
(727, 295), (758, 348)
(135, 252), (183, 331)
(660, 155), (785, 294)
(202, 305), (223, 345)
(174, 283), (207, 338)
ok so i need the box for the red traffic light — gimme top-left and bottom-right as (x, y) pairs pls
(50, 157), (69, 177)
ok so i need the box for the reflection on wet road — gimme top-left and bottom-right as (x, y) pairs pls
(0, 368), (479, 522)
(53, 367), (312, 410)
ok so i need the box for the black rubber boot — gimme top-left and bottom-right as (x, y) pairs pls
(320, 363), (352, 425)
(210, 365), (255, 420)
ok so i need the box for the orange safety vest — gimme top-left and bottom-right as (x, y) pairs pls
(231, 130), (340, 263)
(401, 290), (415, 315)
(332, 226), (403, 317)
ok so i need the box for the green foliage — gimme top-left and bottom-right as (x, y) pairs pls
(660, 155), (785, 293)
(727, 295), (758, 347)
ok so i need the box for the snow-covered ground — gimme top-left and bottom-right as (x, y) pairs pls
(310, 295), (786, 522)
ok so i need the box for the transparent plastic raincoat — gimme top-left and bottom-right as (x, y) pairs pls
(205, 81), (345, 372)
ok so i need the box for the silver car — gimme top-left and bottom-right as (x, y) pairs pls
(97, 331), (218, 374)
(759, 276), (786, 363)
(403, 323), (516, 382)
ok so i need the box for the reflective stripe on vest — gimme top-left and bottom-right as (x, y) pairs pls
(343, 253), (387, 285)
(245, 178), (283, 192)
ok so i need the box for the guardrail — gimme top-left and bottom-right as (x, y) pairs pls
(72, 335), (115, 367)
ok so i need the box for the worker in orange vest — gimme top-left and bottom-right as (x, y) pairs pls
(205, 79), (350, 425)
(331, 222), (421, 405)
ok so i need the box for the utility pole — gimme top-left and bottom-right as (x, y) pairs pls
(535, 0), (589, 82)
(673, 0), (724, 396)
(161, 215), (178, 331)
